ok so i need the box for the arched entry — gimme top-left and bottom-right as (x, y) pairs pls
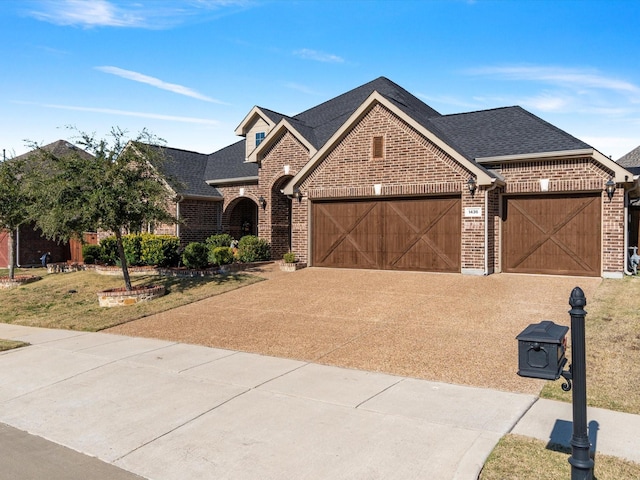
(270, 176), (293, 259)
(226, 197), (258, 240)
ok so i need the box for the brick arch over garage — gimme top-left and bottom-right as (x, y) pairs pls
(223, 197), (259, 240)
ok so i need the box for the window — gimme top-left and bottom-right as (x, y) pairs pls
(373, 136), (384, 159)
(255, 132), (265, 147)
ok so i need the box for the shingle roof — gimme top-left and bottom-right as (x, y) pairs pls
(205, 141), (259, 183)
(152, 146), (223, 198)
(292, 76), (441, 149)
(14, 139), (94, 161)
(617, 145), (640, 167)
(430, 106), (592, 160)
(163, 77), (597, 189)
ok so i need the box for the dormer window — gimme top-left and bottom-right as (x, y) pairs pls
(255, 132), (265, 147)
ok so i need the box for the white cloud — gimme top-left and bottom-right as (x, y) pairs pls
(466, 65), (640, 97)
(95, 66), (225, 103)
(15, 101), (220, 125)
(27, 0), (250, 29)
(293, 48), (344, 64)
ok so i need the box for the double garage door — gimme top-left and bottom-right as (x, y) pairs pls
(502, 194), (601, 277)
(312, 197), (461, 272)
(312, 193), (602, 276)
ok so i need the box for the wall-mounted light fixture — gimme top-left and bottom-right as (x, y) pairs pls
(605, 178), (616, 202)
(467, 177), (477, 196)
(292, 189), (302, 201)
(258, 196), (267, 209)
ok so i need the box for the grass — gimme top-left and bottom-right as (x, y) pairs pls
(0, 339), (29, 351)
(482, 276), (640, 479)
(479, 434), (640, 480)
(540, 276), (640, 415)
(0, 267), (262, 331)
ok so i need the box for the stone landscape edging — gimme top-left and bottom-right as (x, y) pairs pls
(0, 275), (41, 289)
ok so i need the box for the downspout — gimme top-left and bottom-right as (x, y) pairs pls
(624, 177), (640, 275)
(175, 196), (183, 239)
(15, 227), (20, 267)
(484, 180), (500, 275)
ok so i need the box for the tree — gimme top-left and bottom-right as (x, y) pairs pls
(0, 157), (29, 280)
(27, 128), (178, 291)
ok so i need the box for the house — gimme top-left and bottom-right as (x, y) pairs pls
(0, 140), (97, 268)
(616, 145), (640, 257)
(156, 76), (634, 278)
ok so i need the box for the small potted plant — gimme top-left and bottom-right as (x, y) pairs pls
(280, 251), (297, 272)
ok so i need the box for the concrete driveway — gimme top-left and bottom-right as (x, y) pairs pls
(109, 265), (602, 395)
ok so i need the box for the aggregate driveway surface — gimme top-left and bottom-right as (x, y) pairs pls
(110, 265), (602, 394)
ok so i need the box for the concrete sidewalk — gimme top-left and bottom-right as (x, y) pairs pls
(1, 324), (639, 479)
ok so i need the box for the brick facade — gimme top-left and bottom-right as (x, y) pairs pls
(176, 199), (222, 246)
(258, 131), (311, 260)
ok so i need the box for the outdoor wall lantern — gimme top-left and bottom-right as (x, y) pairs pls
(516, 287), (594, 479)
(605, 178), (616, 202)
(467, 176), (477, 196)
(292, 189), (302, 201)
(258, 196), (267, 209)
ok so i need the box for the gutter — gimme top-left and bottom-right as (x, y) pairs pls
(485, 179), (500, 275)
(206, 176), (258, 186)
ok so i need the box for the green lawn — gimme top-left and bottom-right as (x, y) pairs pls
(0, 267), (262, 331)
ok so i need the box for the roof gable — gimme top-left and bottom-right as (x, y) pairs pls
(284, 91), (498, 195)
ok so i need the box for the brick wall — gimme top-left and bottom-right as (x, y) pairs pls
(298, 103), (479, 269)
(176, 199), (222, 246)
(258, 131), (311, 260)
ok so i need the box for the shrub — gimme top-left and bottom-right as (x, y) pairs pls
(139, 233), (180, 267)
(82, 244), (102, 264)
(237, 235), (271, 263)
(205, 233), (234, 249)
(282, 251), (296, 263)
(100, 233), (181, 267)
(123, 233), (143, 266)
(99, 236), (119, 265)
(182, 242), (209, 269)
(210, 246), (234, 266)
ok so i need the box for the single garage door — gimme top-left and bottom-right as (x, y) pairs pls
(312, 196), (461, 272)
(502, 194), (601, 276)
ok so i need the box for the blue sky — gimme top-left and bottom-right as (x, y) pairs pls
(1, 0), (638, 160)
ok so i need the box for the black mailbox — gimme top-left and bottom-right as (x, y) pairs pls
(516, 320), (569, 380)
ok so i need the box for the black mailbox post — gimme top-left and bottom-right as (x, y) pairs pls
(517, 287), (594, 480)
(517, 320), (569, 381)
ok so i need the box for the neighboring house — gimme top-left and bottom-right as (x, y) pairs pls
(0, 140), (96, 267)
(157, 76), (633, 278)
(616, 145), (640, 257)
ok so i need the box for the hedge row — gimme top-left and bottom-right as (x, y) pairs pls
(82, 233), (271, 269)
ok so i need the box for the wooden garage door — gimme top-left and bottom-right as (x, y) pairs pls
(502, 194), (601, 276)
(312, 197), (461, 272)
